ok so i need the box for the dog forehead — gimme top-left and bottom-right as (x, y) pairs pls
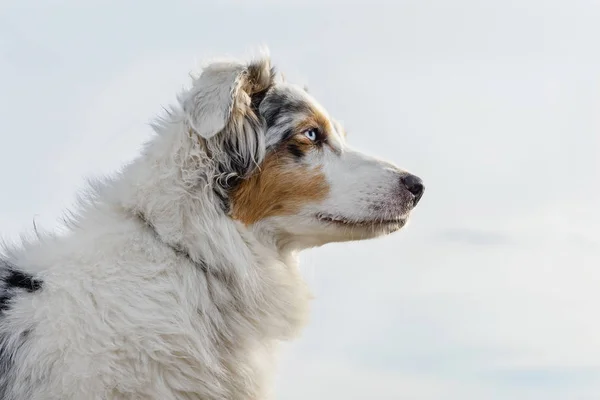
(261, 84), (317, 117)
(259, 83), (333, 146)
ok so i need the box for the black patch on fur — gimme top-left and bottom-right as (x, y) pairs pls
(5, 270), (41, 293)
(0, 258), (40, 398)
(0, 260), (42, 314)
(287, 142), (304, 159)
(0, 296), (10, 312)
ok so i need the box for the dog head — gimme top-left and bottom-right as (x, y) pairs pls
(182, 52), (424, 249)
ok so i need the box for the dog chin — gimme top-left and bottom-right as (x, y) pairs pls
(315, 213), (408, 240)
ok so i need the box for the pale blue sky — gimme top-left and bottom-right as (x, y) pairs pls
(1, 1), (599, 399)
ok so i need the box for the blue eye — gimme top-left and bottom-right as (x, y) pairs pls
(304, 128), (318, 141)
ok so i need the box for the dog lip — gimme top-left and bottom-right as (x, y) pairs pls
(316, 213), (406, 227)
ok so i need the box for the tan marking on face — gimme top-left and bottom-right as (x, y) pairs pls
(230, 145), (330, 225)
(293, 106), (335, 148)
(289, 131), (315, 152)
(302, 107), (331, 133)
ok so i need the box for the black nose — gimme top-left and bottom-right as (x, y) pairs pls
(401, 174), (425, 205)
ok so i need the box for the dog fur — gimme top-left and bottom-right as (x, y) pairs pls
(0, 50), (424, 400)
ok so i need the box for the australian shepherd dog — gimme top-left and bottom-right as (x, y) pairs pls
(0, 50), (424, 400)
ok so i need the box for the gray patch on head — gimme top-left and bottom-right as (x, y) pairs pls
(259, 85), (316, 149)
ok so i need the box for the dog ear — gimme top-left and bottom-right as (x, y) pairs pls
(183, 55), (274, 139)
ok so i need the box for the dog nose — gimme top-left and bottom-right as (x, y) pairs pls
(401, 174), (425, 206)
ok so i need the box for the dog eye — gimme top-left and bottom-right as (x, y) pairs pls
(303, 128), (319, 141)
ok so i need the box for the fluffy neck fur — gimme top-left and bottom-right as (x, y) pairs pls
(118, 114), (267, 270)
(96, 111), (311, 340)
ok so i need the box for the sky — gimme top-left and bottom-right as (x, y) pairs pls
(1, 0), (599, 398)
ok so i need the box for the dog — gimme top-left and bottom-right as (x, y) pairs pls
(0, 50), (424, 400)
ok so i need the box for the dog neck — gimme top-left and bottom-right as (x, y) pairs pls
(114, 119), (295, 275)
(88, 116), (312, 343)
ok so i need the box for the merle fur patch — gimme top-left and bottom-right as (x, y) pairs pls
(261, 90), (311, 131)
(0, 258), (41, 399)
(0, 260), (43, 313)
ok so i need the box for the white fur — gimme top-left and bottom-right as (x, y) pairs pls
(0, 51), (422, 400)
(183, 61), (247, 139)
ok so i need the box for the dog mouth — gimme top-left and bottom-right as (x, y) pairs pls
(316, 213), (407, 228)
